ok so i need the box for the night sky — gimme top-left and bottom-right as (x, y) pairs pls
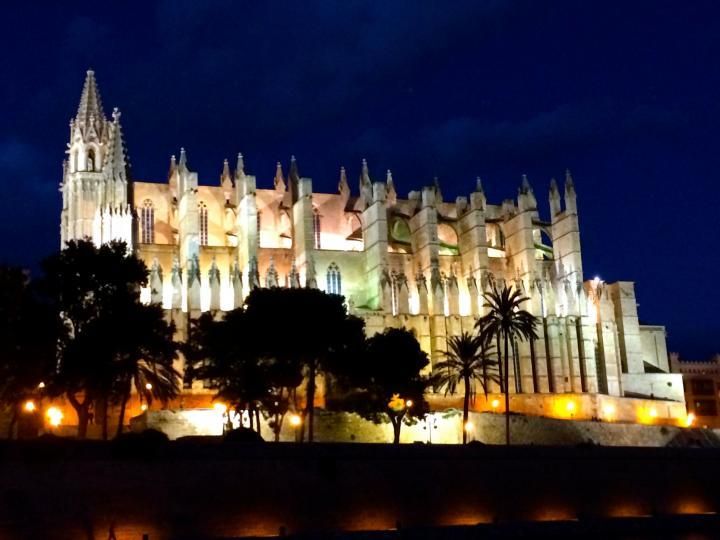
(0, 1), (718, 358)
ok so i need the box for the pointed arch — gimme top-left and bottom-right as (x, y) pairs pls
(198, 201), (209, 246)
(140, 199), (155, 244)
(87, 148), (96, 171)
(326, 262), (342, 295)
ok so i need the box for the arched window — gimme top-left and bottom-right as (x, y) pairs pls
(256, 211), (261, 233)
(87, 149), (96, 171)
(313, 208), (321, 249)
(198, 202), (209, 246)
(326, 263), (342, 295)
(140, 199), (155, 244)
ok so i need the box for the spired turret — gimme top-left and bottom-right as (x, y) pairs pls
(60, 70), (132, 248)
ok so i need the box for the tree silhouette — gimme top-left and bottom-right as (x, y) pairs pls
(477, 285), (538, 445)
(340, 328), (431, 444)
(40, 240), (177, 438)
(433, 331), (499, 443)
(0, 266), (56, 438)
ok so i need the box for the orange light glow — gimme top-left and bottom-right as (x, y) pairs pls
(140, 404), (148, 412)
(491, 399), (500, 410)
(685, 413), (695, 427)
(23, 400), (36, 413)
(145, 382), (153, 390)
(213, 402), (227, 414)
(602, 403), (615, 419)
(46, 407), (63, 427)
(464, 421), (474, 432)
(289, 414), (302, 427)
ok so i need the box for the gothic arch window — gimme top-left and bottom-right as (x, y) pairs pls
(87, 149), (96, 171)
(198, 202), (209, 246)
(313, 208), (321, 249)
(326, 263), (341, 295)
(140, 199), (155, 244)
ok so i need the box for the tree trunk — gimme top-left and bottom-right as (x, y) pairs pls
(504, 330), (510, 446)
(463, 375), (470, 444)
(68, 392), (90, 439)
(100, 397), (109, 441)
(116, 389), (130, 438)
(496, 334), (504, 393)
(6, 408), (17, 439)
(306, 361), (316, 442)
(391, 414), (402, 444)
(255, 409), (262, 438)
(77, 406), (89, 438)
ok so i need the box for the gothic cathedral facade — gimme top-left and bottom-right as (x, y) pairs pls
(60, 70), (684, 418)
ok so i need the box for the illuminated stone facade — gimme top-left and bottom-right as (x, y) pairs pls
(60, 71), (683, 412)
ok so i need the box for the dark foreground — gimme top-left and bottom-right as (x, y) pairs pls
(1, 437), (719, 539)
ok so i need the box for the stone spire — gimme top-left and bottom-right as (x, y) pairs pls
(386, 169), (397, 206)
(266, 256), (279, 288)
(103, 108), (129, 182)
(518, 174), (537, 210)
(274, 162), (286, 192)
(178, 147), (188, 173)
(475, 176), (484, 193)
(433, 177), (443, 203)
(220, 158), (233, 199)
(359, 158), (372, 203)
(75, 69), (106, 131)
(549, 177), (561, 216)
(564, 168), (577, 214)
(235, 153), (245, 180)
(338, 166), (349, 197)
(220, 158), (232, 185)
(520, 174), (532, 193)
(289, 155), (300, 202)
(168, 154), (177, 179)
(288, 259), (301, 288)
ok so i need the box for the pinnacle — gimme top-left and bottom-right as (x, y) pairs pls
(76, 69), (106, 128)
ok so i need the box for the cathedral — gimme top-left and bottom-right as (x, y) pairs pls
(60, 70), (686, 424)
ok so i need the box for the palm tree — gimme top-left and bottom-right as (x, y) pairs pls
(433, 331), (499, 443)
(477, 284), (538, 445)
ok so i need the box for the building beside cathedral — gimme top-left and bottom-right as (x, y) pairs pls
(60, 70), (686, 425)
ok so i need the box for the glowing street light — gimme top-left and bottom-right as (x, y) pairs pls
(37, 382), (45, 389)
(289, 414), (302, 427)
(685, 413), (695, 427)
(464, 421), (474, 432)
(649, 408), (658, 419)
(405, 399), (413, 409)
(23, 400), (36, 413)
(491, 399), (500, 411)
(46, 407), (63, 427)
(145, 383), (153, 391)
(140, 404), (148, 412)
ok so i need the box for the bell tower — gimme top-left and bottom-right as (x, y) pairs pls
(60, 70), (132, 248)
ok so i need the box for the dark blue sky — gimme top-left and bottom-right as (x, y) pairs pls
(0, 1), (718, 358)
